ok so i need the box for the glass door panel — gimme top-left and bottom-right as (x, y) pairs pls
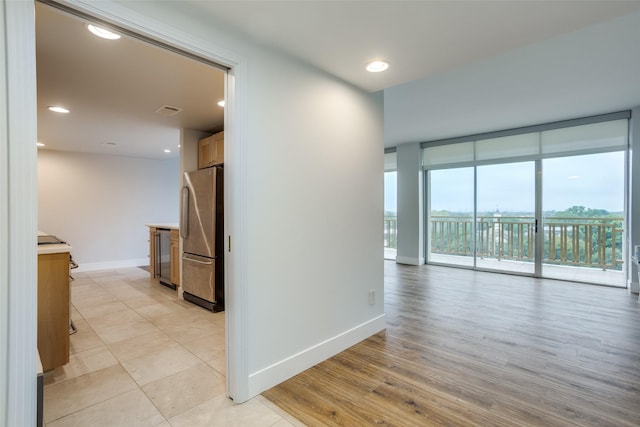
(476, 162), (536, 274)
(384, 171), (397, 260)
(542, 152), (625, 286)
(428, 167), (474, 267)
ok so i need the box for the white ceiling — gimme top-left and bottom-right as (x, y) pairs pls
(36, 1), (640, 158)
(36, 3), (225, 160)
(182, 0), (640, 92)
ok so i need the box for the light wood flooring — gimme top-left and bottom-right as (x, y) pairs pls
(263, 261), (640, 426)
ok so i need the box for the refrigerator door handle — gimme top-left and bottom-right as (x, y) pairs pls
(181, 187), (189, 239)
(182, 255), (214, 266)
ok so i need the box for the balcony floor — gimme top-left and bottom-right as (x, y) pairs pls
(385, 249), (625, 287)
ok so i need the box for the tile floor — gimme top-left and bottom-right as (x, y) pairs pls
(43, 267), (301, 427)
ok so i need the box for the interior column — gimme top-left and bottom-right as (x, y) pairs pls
(396, 142), (424, 265)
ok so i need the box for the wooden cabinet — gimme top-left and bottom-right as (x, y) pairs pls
(38, 252), (70, 371)
(198, 131), (224, 169)
(170, 229), (180, 287)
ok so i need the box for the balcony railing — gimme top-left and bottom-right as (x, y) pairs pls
(430, 215), (623, 271)
(384, 216), (397, 249)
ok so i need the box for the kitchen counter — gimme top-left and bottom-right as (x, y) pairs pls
(145, 223), (179, 230)
(37, 231), (72, 255)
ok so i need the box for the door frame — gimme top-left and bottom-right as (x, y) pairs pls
(6, 0), (252, 416)
(52, 0), (250, 402)
(2, 2), (39, 425)
(534, 160), (543, 277)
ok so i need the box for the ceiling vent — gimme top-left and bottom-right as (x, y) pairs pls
(155, 105), (183, 116)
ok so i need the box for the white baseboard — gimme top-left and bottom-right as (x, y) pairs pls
(628, 279), (640, 294)
(74, 258), (148, 272)
(395, 256), (425, 266)
(247, 314), (386, 397)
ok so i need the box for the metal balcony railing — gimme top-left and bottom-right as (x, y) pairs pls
(429, 215), (623, 271)
(384, 216), (397, 249)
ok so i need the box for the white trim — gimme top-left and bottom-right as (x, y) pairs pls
(3, 1), (38, 426)
(41, 0), (251, 402)
(629, 106), (640, 295)
(74, 258), (149, 272)
(0, 1), (9, 422)
(57, 0), (243, 68)
(396, 256), (425, 266)
(223, 66), (250, 401)
(247, 314), (386, 397)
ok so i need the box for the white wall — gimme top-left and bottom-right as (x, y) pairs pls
(37, 150), (180, 271)
(384, 9), (640, 146)
(244, 49), (384, 394)
(62, 0), (385, 401)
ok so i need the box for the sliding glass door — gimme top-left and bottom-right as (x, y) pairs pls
(384, 171), (397, 260)
(541, 152), (624, 286)
(476, 161), (536, 274)
(384, 152), (397, 260)
(424, 117), (627, 286)
(428, 167), (474, 267)
(427, 162), (536, 273)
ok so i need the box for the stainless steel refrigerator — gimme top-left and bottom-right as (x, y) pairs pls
(181, 166), (224, 312)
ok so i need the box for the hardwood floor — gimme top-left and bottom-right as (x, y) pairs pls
(263, 261), (640, 426)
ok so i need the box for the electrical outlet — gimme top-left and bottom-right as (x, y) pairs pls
(368, 289), (375, 305)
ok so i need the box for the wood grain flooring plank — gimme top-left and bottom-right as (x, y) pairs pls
(263, 262), (640, 426)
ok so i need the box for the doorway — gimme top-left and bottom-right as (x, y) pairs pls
(34, 0), (242, 408)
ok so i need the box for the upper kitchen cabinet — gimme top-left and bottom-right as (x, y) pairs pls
(198, 131), (224, 169)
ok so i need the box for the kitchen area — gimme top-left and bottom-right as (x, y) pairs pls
(34, 3), (240, 425)
(147, 130), (225, 312)
(36, 129), (229, 425)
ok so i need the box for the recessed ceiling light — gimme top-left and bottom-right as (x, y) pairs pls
(87, 24), (121, 40)
(366, 60), (389, 73)
(48, 106), (69, 114)
(217, 100), (225, 107)
(177, 144), (181, 148)
(164, 149), (171, 153)
(36, 142), (45, 147)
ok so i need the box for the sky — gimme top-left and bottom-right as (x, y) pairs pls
(384, 151), (624, 214)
